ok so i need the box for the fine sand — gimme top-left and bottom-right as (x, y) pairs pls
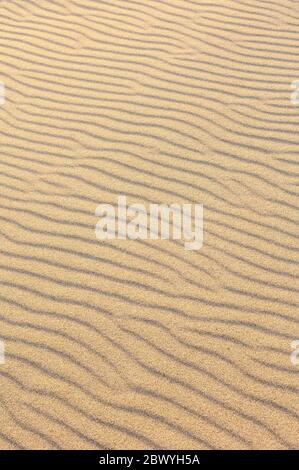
(0, 0), (298, 450)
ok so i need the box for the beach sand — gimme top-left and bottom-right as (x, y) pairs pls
(0, 0), (298, 449)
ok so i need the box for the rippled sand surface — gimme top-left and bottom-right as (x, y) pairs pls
(0, 0), (298, 449)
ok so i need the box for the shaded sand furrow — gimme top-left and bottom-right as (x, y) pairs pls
(0, 0), (298, 450)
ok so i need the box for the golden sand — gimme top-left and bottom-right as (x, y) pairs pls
(0, 0), (298, 449)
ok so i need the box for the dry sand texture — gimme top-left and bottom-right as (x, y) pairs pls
(0, 0), (298, 450)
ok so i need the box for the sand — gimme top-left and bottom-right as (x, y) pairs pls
(0, 0), (298, 450)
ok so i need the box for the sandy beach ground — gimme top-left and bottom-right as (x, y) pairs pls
(0, 0), (298, 449)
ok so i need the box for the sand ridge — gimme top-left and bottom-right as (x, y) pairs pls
(0, 0), (298, 450)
